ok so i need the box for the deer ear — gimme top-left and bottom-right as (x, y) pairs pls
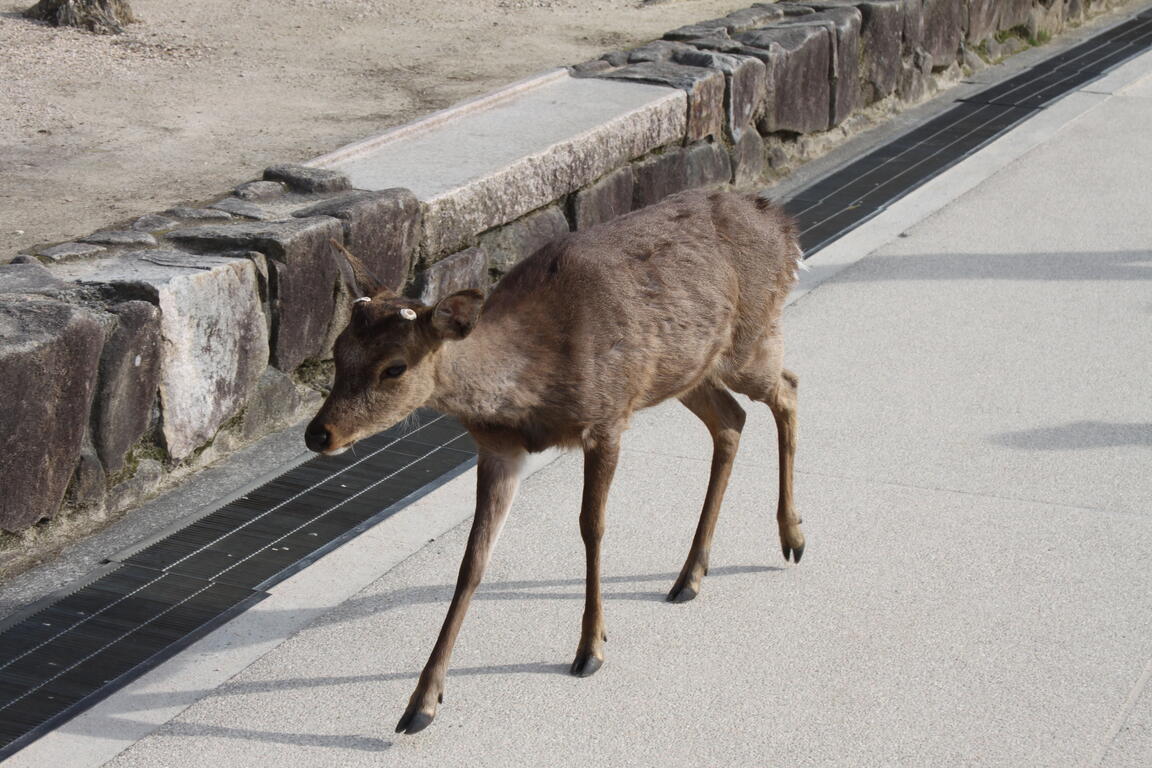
(430, 289), (485, 340)
(330, 239), (386, 297)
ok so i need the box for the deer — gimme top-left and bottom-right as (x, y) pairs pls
(304, 188), (806, 734)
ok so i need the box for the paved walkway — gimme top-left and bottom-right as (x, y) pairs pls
(13, 49), (1152, 768)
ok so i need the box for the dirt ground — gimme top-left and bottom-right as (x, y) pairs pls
(0, 0), (752, 258)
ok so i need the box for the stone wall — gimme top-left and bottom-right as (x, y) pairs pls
(0, 0), (1135, 547)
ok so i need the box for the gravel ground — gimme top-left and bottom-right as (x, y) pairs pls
(0, 0), (747, 257)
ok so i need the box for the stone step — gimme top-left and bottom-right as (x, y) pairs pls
(308, 70), (687, 258)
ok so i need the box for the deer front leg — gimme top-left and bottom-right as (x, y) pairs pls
(570, 428), (621, 678)
(396, 448), (525, 734)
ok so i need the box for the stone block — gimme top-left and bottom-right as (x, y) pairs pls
(600, 50), (630, 67)
(104, 457), (163, 515)
(1029, 1), (1066, 39)
(91, 301), (162, 475)
(166, 206), (233, 221)
(997, 0), (1033, 32)
(38, 242), (106, 263)
(673, 49), (767, 143)
(902, 0), (926, 53)
(167, 217), (344, 372)
(805, 1), (905, 104)
(242, 367), (302, 440)
(210, 197), (274, 221)
(599, 61), (725, 143)
(627, 40), (694, 63)
(318, 73), (685, 259)
(67, 437), (106, 511)
(0, 297), (104, 531)
(967, 0), (999, 43)
(234, 180), (286, 201)
(984, 34), (1028, 61)
(0, 262), (69, 296)
(133, 214), (178, 232)
(774, 6), (863, 127)
(685, 142), (733, 188)
(292, 189), (422, 292)
(81, 230), (158, 247)
(686, 36), (748, 54)
(571, 167), (634, 230)
(632, 148), (689, 210)
(899, 45), (935, 102)
(570, 59), (614, 77)
(963, 44), (987, 72)
(411, 247), (489, 305)
(731, 127), (766, 187)
(263, 164), (351, 194)
(920, 0), (964, 68)
(738, 25), (834, 134)
(1065, 0), (1085, 26)
(664, 24), (731, 42)
(50, 251), (268, 461)
(479, 205), (570, 275)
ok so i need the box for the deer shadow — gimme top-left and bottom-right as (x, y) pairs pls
(63, 564), (778, 751)
(305, 563), (782, 631)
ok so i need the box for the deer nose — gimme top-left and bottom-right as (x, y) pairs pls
(305, 424), (331, 452)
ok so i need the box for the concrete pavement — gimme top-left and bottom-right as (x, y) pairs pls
(12, 46), (1152, 768)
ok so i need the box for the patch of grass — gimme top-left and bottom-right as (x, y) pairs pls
(105, 436), (164, 488)
(294, 358), (335, 395)
(995, 25), (1051, 49)
(189, 409), (247, 461)
(995, 25), (1031, 44)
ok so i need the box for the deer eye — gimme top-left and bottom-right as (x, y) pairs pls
(382, 363), (407, 379)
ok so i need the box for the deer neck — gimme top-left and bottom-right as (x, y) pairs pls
(427, 322), (530, 424)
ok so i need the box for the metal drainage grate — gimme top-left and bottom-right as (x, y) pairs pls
(120, 415), (475, 590)
(0, 411), (473, 759)
(0, 565), (264, 757)
(787, 12), (1152, 256)
(785, 101), (1033, 252)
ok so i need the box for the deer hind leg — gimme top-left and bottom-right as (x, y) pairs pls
(396, 447), (525, 734)
(667, 384), (746, 603)
(571, 426), (622, 678)
(728, 343), (805, 564)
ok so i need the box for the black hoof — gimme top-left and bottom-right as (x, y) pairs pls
(396, 709), (435, 734)
(782, 543), (805, 564)
(570, 653), (603, 678)
(666, 583), (698, 603)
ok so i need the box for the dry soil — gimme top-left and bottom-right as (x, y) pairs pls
(0, 0), (748, 258)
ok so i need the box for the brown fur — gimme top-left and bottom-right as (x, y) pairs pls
(305, 189), (806, 734)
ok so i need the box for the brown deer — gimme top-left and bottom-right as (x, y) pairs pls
(304, 188), (806, 734)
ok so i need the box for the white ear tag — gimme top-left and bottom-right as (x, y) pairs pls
(353, 297), (372, 304)
(399, 308), (417, 320)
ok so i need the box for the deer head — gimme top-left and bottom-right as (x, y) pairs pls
(304, 244), (484, 454)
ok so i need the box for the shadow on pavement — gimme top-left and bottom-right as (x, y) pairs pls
(827, 250), (1152, 281)
(990, 420), (1152, 450)
(48, 564), (781, 752)
(304, 564), (782, 631)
